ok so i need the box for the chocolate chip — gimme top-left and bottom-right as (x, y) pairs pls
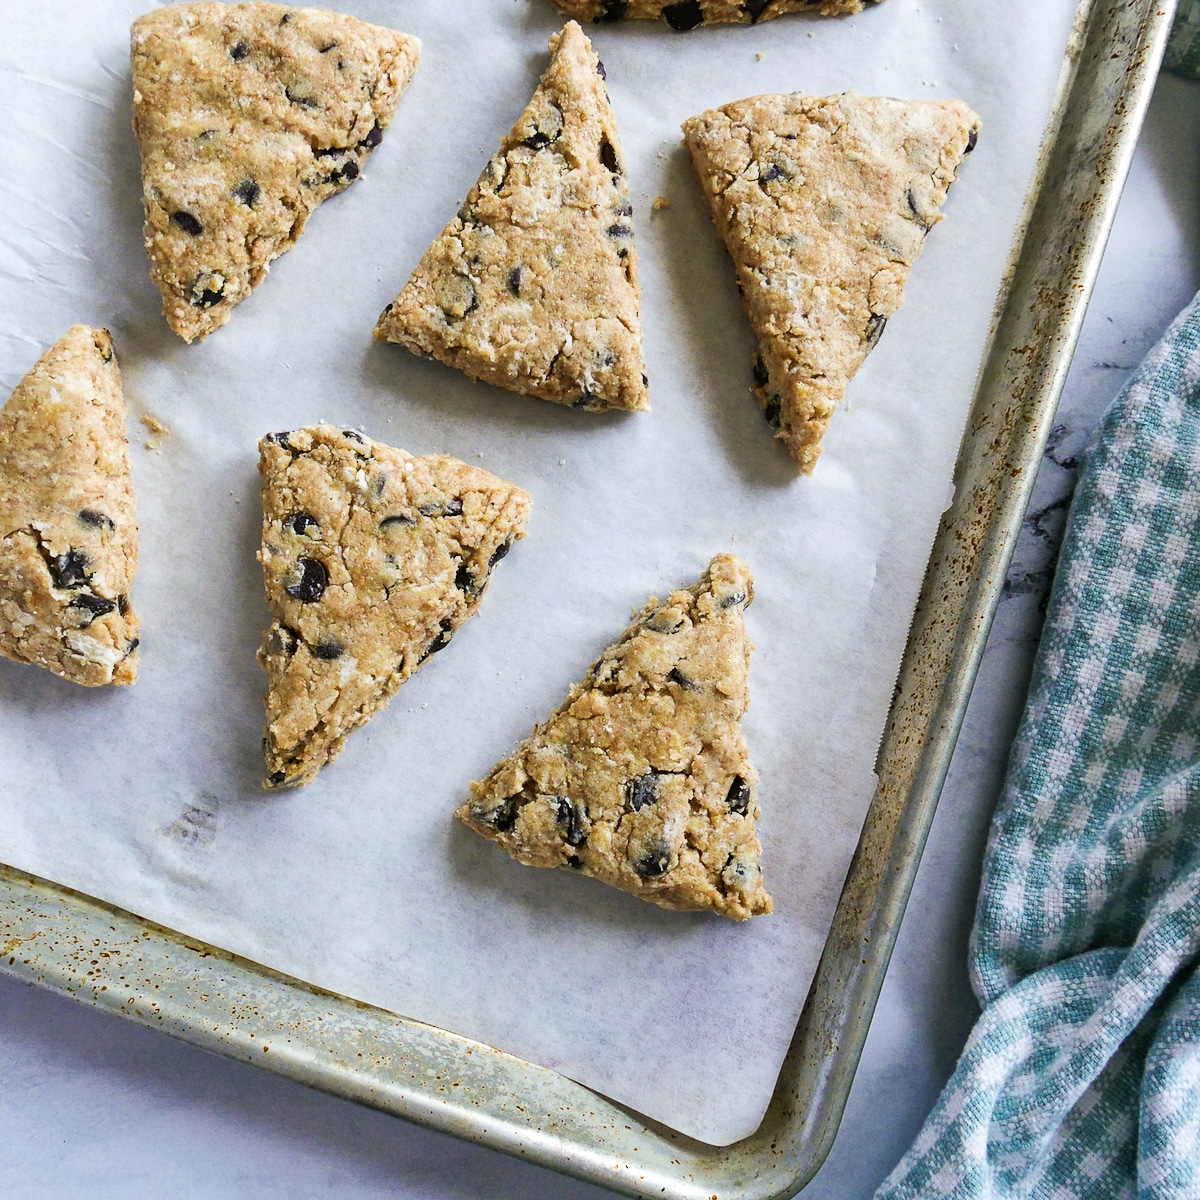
(284, 557), (328, 603)
(471, 793), (520, 833)
(752, 354), (769, 388)
(763, 394), (782, 429)
(229, 40), (250, 60)
(268, 625), (300, 656)
(596, 59), (607, 79)
(420, 617), (454, 662)
(266, 430), (294, 449)
(742, 0), (770, 19)
(726, 774), (750, 815)
(318, 40), (340, 53)
(438, 274), (478, 321)
(566, 854), (584, 869)
(616, 200), (633, 217)
(358, 122), (384, 151)
(523, 102), (564, 151)
(284, 511), (318, 536)
(717, 588), (747, 610)
(668, 666), (700, 692)
(268, 770), (288, 787)
(332, 160), (359, 184)
(645, 611), (685, 635)
(170, 210), (203, 236)
(599, 138), (620, 175)
(865, 313), (887, 349)
(124, 637), (140, 655)
(417, 497), (464, 518)
(966, 127), (978, 153)
(759, 163), (785, 187)
(663, 0), (704, 30)
(488, 538), (513, 567)
(314, 637), (344, 660)
(626, 771), (660, 812)
(233, 177), (260, 207)
(379, 301), (394, 320)
(341, 428), (365, 443)
(117, 594), (129, 616)
(50, 549), (89, 589)
(553, 795), (588, 847)
(285, 84), (317, 108)
(189, 270), (225, 308)
(595, 0), (628, 20)
(78, 509), (114, 531)
(607, 223), (631, 238)
(907, 189), (930, 232)
(455, 562), (478, 593)
(279, 12), (291, 23)
(507, 266), (522, 297)
(379, 514), (417, 531)
(574, 391), (602, 410)
(632, 841), (672, 878)
(71, 593), (116, 621)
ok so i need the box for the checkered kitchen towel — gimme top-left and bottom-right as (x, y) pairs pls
(875, 292), (1200, 1199)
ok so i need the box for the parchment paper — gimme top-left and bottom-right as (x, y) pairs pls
(0, 0), (1078, 1145)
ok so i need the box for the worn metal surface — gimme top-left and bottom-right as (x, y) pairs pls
(0, 1), (1175, 1195)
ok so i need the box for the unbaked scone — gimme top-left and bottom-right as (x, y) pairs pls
(131, 2), (420, 342)
(374, 21), (649, 413)
(457, 554), (771, 920)
(258, 425), (532, 789)
(549, 0), (880, 27)
(683, 92), (980, 472)
(0, 327), (141, 687)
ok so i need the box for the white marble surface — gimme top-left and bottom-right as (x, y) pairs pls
(3, 70), (1199, 1200)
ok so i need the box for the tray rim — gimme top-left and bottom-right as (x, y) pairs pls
(0, 0), (1177, 1195)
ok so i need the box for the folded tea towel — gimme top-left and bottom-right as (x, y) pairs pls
(875, 292), (1200, 1199)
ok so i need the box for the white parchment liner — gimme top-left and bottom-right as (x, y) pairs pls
(0, 0), (1077, 1144)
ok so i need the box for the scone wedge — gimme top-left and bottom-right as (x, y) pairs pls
(458, 554), (771, 920)
(375, 21), (649, 413)
(131, 2), (421, 342)
(258, 425), (532, 789)
(550, 0), (878, 27)
(683, 92), (980, 472)
(0, 326), (141, 687)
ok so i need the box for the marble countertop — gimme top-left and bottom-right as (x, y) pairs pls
(3, 71), (1199, 1200)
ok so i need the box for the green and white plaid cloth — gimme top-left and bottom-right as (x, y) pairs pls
(874, 291), (1200, 1199)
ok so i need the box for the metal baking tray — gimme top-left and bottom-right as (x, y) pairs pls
(0, 0), (1174, 1194)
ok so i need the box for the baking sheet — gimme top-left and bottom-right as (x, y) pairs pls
(0, 0), (1077, 1145)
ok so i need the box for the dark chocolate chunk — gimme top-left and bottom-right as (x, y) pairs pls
(233, 177), (260, 207)
(417, 497), (464, 518)
(284, 511), (318, 536)
(742, 0), (771, 20)
(726, 774), (751, 815)
(229, 40), (250, 60)
(616, 200), (633, 217)
(268, 769), (288, 787)
(596, 59), (606, 79)
(763, 394), (782, 429)
(333, 160), (359, 184)
(189, 271), (224, 308)
(284, 557), (328, 603)
(420, 617), (455, 662)
(50, 549), (89, 589)
(341, 428), (365, 443)
(566, 854), (584, 869)
(599, 137), (619, 175)
(379, 513), (417, 531)
(664, 0), (705, 30)
(668, 666), (700, 692)
(314, 637), (344, 661)
(78, 509), (115, 531)
(124, 637), (139, 655)
(595, 0), (629, 20)
(71, 592), (116, 621)
(170, 210), (203, 236)
(625, 771), (660, 812)
(488, 538), (513, 567)
(865, 313), (887, 349)
(279, 12), (291, 23)
(752, 354), (769, 388)
(507, 266), (523, 297)
(607, 223), (631, 238)
(117, 594), (129, 615)
(553, 795), (588, 847)
(359, 122), (384, 151)
(266, 431), (294, 449)
(645, 610), (685, 635)
(440, 274), (478, 321)
(455, 562), (478, 593)
(318, 40), (340, 53)
(268, 625), (300, 656)
(471, 793), (520, 833)
(717, 588), (747, 610)
(523, 102), (564, 151)
(966, 127), (978, 153)
(632, 841), (672, 878)
(758, 163), (786, 187)
(907, 189), (930, 232)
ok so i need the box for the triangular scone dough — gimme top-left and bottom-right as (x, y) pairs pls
(374, 22), (649, 413)
(0, 327), (141, 687)
(457, 554), (771, 920)
(258, 425), (532, 789)
(131, 2), (420, 342)
(550, 0), (877, 27)
(683, 92), (980, 472)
